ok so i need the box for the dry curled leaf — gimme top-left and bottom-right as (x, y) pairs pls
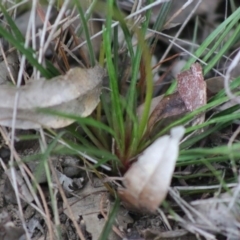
(177, 63), (206, 125)
(0, 65), (105, 129)
(206, 76), (225, 96)
(147, 92), (187, 131)
(118, 126), (185, 213)
(177, 63), (206, 112)
(139, 63), (206, 133)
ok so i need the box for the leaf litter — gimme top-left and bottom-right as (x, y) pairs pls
(0, 65), (104, 129)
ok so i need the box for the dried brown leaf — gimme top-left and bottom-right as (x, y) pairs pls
(147, 92), (187, 131)
(0, 65), (104, 129)
(206, 76), (225, 97)
(177, 63), (206, 112)
(177, 63), (206, 126)
(64, 180), (132, 239)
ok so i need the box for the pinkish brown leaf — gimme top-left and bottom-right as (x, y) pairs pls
(177, 63), (206, 112)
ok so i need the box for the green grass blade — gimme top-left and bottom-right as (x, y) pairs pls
(81, 125), (106, 149)
(186, 112), (240, 132)
(0, 3), (25, 42)
(113, 5), (134, 59)
(99, 197), (120, 240)
(55, 140), (117, 161)
(0, 25), (54, 78)
(113, 26), (119, 78)
(103, 0), (125, 154)
(45, 59), (60, 76)
(148, 1), (172, 46)
(127, 0), (153, 155)
(166, 7), (240, 94)
(180, 122), (230, 149)
(74, 0), (95, 66)
(37, 108), (116, 137)
(204, 23), (240, 75)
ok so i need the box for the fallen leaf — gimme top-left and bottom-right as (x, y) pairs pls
(177, 63), (206, 125)
(177, 63), (206, 112)
(64, 180), (132, 239)
(185, 187), (240, 239)
(54, 169), (84, 193)
(118, 126), (185, 212)
(206, 76), (225, 96)
(147, 92), (187, 131)
(0, 65), (105, 129)
(139, 63), (206, 134)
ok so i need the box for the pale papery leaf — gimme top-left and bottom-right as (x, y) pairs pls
(64, 180), (132, 239)
(0, 65), (105, 129)
(186, 187), (240, 239)
(118, 126), (185, 212)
